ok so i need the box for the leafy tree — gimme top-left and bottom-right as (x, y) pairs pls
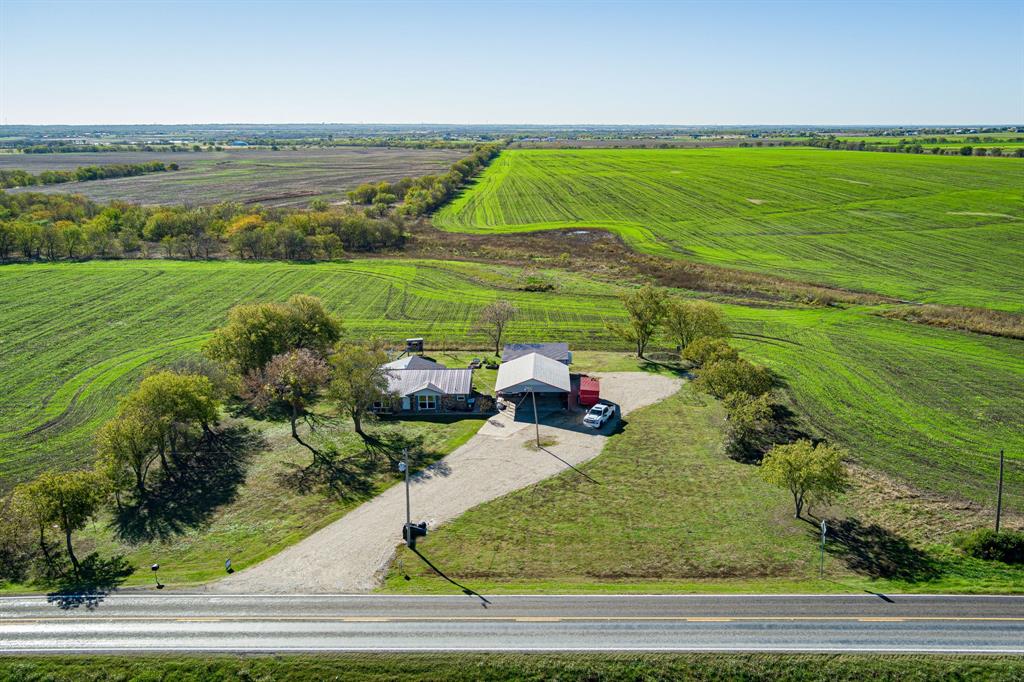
(761, 439), (848, 518)
(243, 349), (330, 454)
(328, 344), (392, 437)
(206, 295), (342, 374)
(15, 470), (107, 577)
(0, 222), (14, 262)
(59, 222), (84, 259)
(95, 408), (161, 501)
(722, 392), (775, 462)
(682, 337), (739, 367)
(664, 299), (729, 350)
(694, 358), (773, 398)
(0, 495), (36, 582)
(608, 284), (666, 358)
(127, 371), (220, 469)
(474, 300), (518, 356)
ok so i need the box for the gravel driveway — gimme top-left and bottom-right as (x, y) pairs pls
(209, 372), (682, 593)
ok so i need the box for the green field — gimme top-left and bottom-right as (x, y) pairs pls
(4, 653), (1022, 682)
(435, 148), (1024, 310)
(1, 260), (1020, 513)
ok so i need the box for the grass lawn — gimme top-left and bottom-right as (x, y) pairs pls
(3, 653), (1022, 682)
(384, 384), (1024, 595)
(435, 147), (1024, 311)
(3, 413), (483, 592)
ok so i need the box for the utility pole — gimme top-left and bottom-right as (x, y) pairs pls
(819, 519), (827, 579)
(531, 391), (540, 446)
(995, 449), (1004, 533)
(399, 448), (427, 548)
(403, 448), (411, 529)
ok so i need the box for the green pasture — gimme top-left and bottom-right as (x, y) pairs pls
(435, 148), (1024, 310)
(0, 260), (1020, 513)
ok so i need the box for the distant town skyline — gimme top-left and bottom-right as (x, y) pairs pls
(2, 0), (1022, 125)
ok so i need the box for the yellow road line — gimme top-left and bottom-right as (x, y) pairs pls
(2, 616), (1023, 624)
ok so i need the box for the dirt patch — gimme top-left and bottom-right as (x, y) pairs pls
(746, 198), (766, 205)
(845, 464), (1023, 544)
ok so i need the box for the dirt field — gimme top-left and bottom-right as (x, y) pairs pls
(2, 147), (463, 206)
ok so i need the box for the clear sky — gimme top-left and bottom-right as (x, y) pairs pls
(1, 0), (1022, 125)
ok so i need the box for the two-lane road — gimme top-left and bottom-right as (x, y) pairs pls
(1, 594), (1022, 653)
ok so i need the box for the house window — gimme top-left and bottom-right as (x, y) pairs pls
(417, 394), (437, 410)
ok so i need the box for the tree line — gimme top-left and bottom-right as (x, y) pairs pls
(0, 161), (177, 190)
(346, 141), (505, 216)
(804, 136), (1024, 157)
(0, 193), (407, 263)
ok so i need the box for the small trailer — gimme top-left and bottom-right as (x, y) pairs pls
(578, 375), (600, 407)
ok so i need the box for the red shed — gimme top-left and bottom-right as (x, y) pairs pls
(578, 375), (600, 407)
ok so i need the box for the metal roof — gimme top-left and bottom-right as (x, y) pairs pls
(385, 368), (473, 397)
(502, 342), (570, 364)
(383, 356), (445, 371)
(495, 352), (571, 394)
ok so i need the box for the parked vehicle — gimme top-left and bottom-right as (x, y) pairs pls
(468, 358), (483, 369)
(583, 403), (614, 428)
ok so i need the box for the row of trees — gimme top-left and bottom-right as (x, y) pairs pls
(608, 284), (847, 518)
(805, 136), (1024, 157)
(347, 141), (505, 216)
(0, 162), (176, 190)
(0, 193), (407, 263)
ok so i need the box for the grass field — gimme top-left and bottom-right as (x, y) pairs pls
(435, 148), (1024, 310)
(4, 653), (1022, 682)
(0, 260), (1020, 514)
(1, 147), (462, 206)
(386, 384), (1023, 594)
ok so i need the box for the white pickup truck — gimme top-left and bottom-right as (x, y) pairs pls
(583, 403), (615, 429)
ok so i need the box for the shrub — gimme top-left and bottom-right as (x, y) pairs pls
(956, 529), (1024, 564)
(694, 358), (773, 398)
(682, 337), (738, 367)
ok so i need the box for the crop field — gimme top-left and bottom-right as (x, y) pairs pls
(435, 148), (1024, 310)
(1, 147), (463, 206)
(0, 261), (1020, 512)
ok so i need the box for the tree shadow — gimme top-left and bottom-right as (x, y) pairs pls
(278, 449), (380, 502)
(45, 553), (135, 610)
(820, 517), (940, 582)
(112, 425), (265, 544)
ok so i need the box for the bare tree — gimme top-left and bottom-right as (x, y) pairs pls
(475, 300), (518, 356)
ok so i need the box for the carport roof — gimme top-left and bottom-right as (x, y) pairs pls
(495, 352), (571, 394)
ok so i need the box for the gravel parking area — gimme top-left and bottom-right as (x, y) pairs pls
(210, 372), (682, 593)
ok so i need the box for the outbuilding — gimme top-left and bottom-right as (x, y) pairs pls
(502, 342), (572, 366)
(495, 352), (573, 414)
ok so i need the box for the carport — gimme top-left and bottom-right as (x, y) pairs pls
(495, 352), (572, 442)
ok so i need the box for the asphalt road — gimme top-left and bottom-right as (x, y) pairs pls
(2, 593), (1022, 653)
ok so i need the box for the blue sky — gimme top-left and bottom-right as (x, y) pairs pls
(1, 0), (1021, 125)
